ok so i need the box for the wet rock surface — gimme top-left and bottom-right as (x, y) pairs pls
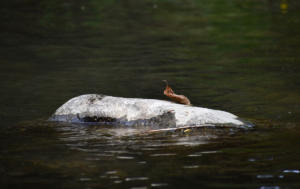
(49, 94), (249, 128)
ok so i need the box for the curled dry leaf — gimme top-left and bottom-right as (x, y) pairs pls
(162, 80), (191, 105)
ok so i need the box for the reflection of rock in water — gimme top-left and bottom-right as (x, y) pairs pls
(55, 122), (251, 154)
(49, 94), (251, 129)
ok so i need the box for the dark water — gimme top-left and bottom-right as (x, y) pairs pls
(1, 0), (300, 188)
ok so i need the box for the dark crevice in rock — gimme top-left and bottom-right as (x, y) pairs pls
(49, 111), (177, 128)
(88, 94), (105, 105)
(78, 115), (117, 123)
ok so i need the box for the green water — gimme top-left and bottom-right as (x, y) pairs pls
(0, 0), (300, 188)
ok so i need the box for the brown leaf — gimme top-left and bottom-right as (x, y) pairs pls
(162, 80), (191, 105)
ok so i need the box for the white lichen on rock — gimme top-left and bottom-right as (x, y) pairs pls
(49, 94), (248, 128)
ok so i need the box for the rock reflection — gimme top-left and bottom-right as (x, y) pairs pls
(278, 175), (284, 179)
(109, 175), (119, 179)
(150, 153), (176, 157)
(114, 180), (122, 184)
(125, 177), (149, 181)
(187, 153), (202, 157)
(79, 177), (92, 182)
(260, 186), (280, 189)
(52, 123), (253, 187)
(151, 183), (168, 187)
(199, 151), (219, 154)
(130, 187), (147, 189)
(172, 135), (213, 146)
(256, 174), (274, 179)
(283, 169), (300, 174)
(55, 123), (247, 157)
(183, 165), (199, 169)
(105, 171), (118, 175)
(117, 156), (135, 160)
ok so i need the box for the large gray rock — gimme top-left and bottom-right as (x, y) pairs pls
(49, 94), (249, 128)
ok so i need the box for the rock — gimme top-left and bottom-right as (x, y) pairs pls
(49, 94), (250, 128)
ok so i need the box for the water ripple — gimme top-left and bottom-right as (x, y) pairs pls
(283, 169), (300, 174)
(150, 153), (176, 157)
(151, 183), (168, 187)
(125, 177), (149, 181)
